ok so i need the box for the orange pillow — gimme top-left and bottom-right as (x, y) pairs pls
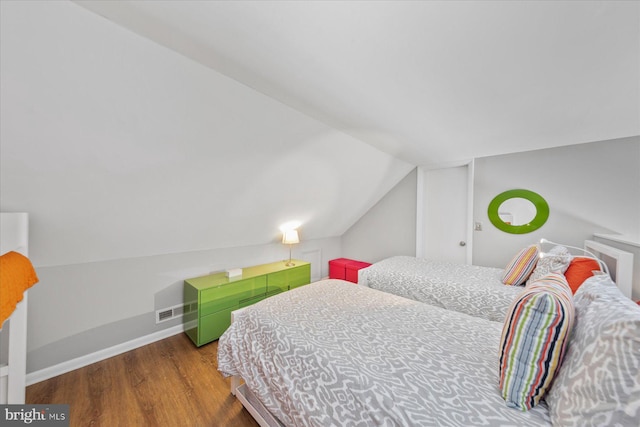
(0, 251), (39, 325)
(564, 257), (600, 294)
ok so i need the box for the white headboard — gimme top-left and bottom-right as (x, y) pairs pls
(585, 239), (634, 299)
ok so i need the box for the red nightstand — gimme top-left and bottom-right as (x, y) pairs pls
(329, 258), (372, 283)
(345, 261), (372, 283)
(329, 258), (352, 280)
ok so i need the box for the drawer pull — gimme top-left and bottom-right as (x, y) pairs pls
(265, 289), (282, 298)
(239, 295), (265, 305)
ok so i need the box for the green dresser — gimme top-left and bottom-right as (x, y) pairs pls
(184, 260), (311, 347)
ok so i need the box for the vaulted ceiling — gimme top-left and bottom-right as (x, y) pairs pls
(2, 1), (638, 266)
(76, 0), (639, 166)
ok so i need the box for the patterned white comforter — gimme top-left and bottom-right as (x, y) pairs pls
(218, 280), (551, 427)
(359, 256), (522, 322)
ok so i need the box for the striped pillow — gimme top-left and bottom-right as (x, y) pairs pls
(498, 273), (574, 410)
(501, 245), (539, 286)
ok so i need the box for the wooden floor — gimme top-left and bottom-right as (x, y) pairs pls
(26, 333), (259, 427)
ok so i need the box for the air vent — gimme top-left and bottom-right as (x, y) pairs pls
(156, 302), (194, 324)
(158, 309), (173, 322)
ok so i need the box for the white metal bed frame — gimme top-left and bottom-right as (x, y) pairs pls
(227, 239), (635, 427)
(0, 212), (30, 404)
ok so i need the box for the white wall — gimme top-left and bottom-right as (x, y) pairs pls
(473, 136), (640, 268)
(26, 236), (340, 372)
(0, 1), (412, 374)
(0, 1), (412, 267)
(342, 168), (417, 263)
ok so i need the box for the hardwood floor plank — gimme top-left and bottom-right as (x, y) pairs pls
(26, 334), (259, 427)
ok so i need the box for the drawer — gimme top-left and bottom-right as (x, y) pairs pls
(345, 261), (372, 283)
(198, 306), (237, 345)
(288, 264), (311, 289)
(238, 293), (265, 309)
(329, 258), (352, 280)
(289, 281), (309, 290)
(200, 276), (267, 316)
(267, 270), (288, 294)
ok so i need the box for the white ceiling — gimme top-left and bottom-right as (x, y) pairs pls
(76, 0), (639, 166)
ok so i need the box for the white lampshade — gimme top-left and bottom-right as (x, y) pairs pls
(282, 229), (300, 245)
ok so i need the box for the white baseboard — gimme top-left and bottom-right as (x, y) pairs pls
(26, 324), (187, 386)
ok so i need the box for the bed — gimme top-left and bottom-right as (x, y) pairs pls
(219, 273), (640, 427)
(357, 241), (635, 322)
(0, 212), (31, 404)
(219, 280), (552, 426)
(357, 256), (521, 322)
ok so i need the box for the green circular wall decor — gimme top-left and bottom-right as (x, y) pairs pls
(487, 189), (549, 234)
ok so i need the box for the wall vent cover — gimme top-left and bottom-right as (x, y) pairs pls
(156, 302), (194, 324)
(157, 309), (173, 322)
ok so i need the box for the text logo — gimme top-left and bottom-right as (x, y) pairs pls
(1, 405), (69, 426)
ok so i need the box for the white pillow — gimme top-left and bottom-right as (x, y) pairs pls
(526, 245), (572, 286)
(545, 274), (640, 426)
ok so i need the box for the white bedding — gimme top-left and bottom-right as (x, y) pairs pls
(359, 256), (522, 322)
(218, 280), (551, 427)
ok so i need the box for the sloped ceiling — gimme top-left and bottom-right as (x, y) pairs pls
(1, 1), (638, 267)
(75, 0), (640, 166)
(0, 1), (412, 266)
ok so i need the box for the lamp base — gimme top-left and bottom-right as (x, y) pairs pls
(285, 245), (295, 266)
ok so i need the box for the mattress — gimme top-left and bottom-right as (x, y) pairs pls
(359, 256), (522, 322)
(218, 280), (551, 427)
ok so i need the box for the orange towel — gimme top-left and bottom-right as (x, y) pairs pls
(0, 251), (39, 326)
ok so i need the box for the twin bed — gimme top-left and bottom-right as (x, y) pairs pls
(218, 241), (639, 427)
(219, 281), (552, 426)
(356, 256), (521, 322)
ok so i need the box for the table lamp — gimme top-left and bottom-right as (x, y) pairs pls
(282, 229), (300, 266)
